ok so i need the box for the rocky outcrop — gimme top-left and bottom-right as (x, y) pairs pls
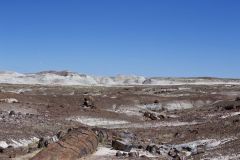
(31, 127), (98, 160)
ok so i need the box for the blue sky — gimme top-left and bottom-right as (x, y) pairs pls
(0, 0), (240, 77)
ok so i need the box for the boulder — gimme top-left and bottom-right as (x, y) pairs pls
(112, 139), (132, 152)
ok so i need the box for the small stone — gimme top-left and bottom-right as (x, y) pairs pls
(138, 145), (144, 149)
(122, 152), (127, 156)
(197, 146), (205, 154)
(168, 148), (179, 158)
(0, 147), (4, 153)
(82, 97), (95, 108)
(7, 145), (14, 149)
(149, 113), (158, 120)
(144, 112), (151, 118)
(128, 152), (139, 158)
(116, 151), (122, 157)
(97, 130), (108, 143)
(38, 138), (48, 148)
(146, 144), (158, 154)
(233, 119), (240, 124)
(154, 100), (159, 104)
(223, 104), (235, 110)
(235, 97), (240, 101)
(57, 131), (65, 139)
(192, 145), (205, 155)
(158, 112), (167, 119)
(67, 128), (73, 133)
(9, 111), (16, 116)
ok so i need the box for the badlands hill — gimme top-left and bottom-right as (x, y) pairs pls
(0, 71), (239, 86)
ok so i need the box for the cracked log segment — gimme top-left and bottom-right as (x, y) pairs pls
(31, 128), (98, 160)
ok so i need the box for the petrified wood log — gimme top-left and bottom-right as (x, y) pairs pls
(31, 127), (98, 160)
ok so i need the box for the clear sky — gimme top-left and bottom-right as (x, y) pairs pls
(0, 0), (240, 77)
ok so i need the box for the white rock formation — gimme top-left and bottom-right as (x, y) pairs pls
(0, 71), (240, 86)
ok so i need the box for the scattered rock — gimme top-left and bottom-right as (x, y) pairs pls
(122, 152), (127, 156)
(112, 139), (132, 152)
(146, 144), (158, 154)
(236, 105), (240, 110)
(235, 97), (240, 101)
(182, 146), (192, 152)
(96, 130), (108, 143)
(37, 138), (48, 148)
(67, 128), (73, 133)
(128, 152), (139, 158)
(0, 147), (4, 153)
(224, 105), (234, 110)
(56, 131), (65, 140)
(9, 111), (16, 116)
(196, 145), (205, 155)
(158, 112), (167, 119)
(233, 118), (240, 124)
(143, 111), (159, 120)
(149, 113), (158, 120)
(82, 97), (95, 109)
(116, 151), (122, 157)
(144, 112), (151, 118)
(138, 145), (144, 149)
(168, 148), (179, 158)
(154, 100), (159, 104)
(49, 135), (59, 143)
(188, 128), (199, 134)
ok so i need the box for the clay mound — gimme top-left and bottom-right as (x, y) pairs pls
(31, 128), (98, 160)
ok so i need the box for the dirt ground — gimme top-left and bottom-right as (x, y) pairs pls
(0, 84), (240, 159)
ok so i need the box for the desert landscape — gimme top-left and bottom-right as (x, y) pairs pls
(1, 0), (240, 159)
(0, 71), (239, 159)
